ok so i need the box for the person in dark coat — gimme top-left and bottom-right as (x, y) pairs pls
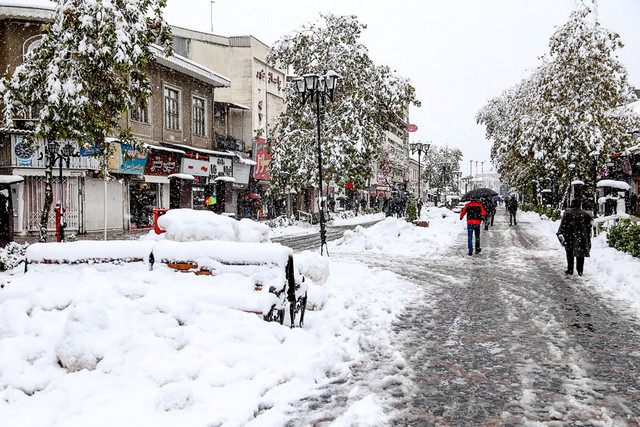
(557, 199), (593, 276)
(507, 196), (518, 225)
(482, 198), (496, 230)
(460, 198), (486, 256)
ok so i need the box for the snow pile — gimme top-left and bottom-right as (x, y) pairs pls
(523, 210), (640, 313)
(330, 212), (385, 226)
(330, 207), (463, 257)
(0, 250), (414, 426)
(25, 240), (155, 263)
(156, 209), (271, 243)
(294, 250), (330, 310)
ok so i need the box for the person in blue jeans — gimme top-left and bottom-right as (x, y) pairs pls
(460, 198), (487, 256)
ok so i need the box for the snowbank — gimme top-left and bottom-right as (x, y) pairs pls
(330, 207), (463, 257)
(25, 240), (155, 263)
(156, 209), (270, 243)
(522, 210), (640, 313)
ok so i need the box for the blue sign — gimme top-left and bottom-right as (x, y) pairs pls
(120, 144), (148, 175)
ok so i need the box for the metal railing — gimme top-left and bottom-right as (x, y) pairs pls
(298, 210), (312, 225)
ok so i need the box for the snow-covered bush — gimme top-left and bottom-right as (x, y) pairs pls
(0, 242), (26, 271)
(265, 215), (298, 228)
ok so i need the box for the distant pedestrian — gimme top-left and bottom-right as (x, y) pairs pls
(556, 199), (593, 276)
(482, 198), (496, 230)
(507, 196), (518, 225)
(417, 198), (423, 217)
(460, 198), (486, 256)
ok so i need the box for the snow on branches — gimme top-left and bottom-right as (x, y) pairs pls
(266, 14), (420, 195)
(477, 3), (640, 195)
(1, 0), (172, 166)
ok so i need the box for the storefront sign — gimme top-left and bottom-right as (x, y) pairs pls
(233, 161), (251, 185)
(209, 155), (233, 179)
(181, 158), (209, 177)
(254, 138), (271, 180)
(110, 143), (147, 175)
(144, 150), (179, 176)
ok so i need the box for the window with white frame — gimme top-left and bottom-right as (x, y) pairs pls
(192, 97), (206, 136)
(164, 86), (180, 130)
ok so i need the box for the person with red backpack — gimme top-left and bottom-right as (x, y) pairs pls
(460, 198), (487, 256)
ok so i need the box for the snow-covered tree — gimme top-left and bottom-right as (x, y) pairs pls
(0, 0), (172, 241)
(266, 14), (420, 197)
(420, 145), (463, 194)
(477, 2), (640, 200)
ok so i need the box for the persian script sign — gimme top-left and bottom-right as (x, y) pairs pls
(144, 150), (179, 176)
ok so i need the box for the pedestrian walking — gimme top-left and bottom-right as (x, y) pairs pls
(482, 198), (496, 230)
(556, 199), (593, 276)
(507, 196), (518, 225)
(460, 198), (486, 256)
(417, 198), (423, 217)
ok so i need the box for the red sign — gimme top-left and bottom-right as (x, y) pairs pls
(254, 138), (272, 180)
(406, 124), (418, 132)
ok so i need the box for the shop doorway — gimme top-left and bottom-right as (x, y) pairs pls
(129, 182), (158, 228)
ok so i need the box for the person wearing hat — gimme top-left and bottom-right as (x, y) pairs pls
(460, 198), (487, 256)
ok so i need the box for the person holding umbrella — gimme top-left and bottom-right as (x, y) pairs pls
(460, 197), (486, 256)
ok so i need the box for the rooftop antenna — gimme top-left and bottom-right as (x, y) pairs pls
(210, 0), (215, 33)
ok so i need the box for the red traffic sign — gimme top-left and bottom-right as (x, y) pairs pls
(405, 124), (418, 132)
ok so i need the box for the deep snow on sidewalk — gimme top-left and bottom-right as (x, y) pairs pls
(523, 210), (640, 313)
(0, 209), (456, 426)
(2, 207), (639, 426)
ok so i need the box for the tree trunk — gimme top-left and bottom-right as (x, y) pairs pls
(39, 161), (54, 242)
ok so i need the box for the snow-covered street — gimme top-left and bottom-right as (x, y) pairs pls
(1, 208), (640, 426)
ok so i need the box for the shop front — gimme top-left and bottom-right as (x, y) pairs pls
(180, 156), (210, 210)
(209, 152), (235, 215)
(108, 142), (150, 229)
(143, 145), (182, 212)
(3, 133), (101, 235)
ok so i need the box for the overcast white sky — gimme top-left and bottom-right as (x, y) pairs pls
(165, 0), (640, 176)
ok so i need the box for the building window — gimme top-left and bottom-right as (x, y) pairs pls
(130, 102), (149, 123)
(193, 97), (206, 136)
(164, 87), (180, 131)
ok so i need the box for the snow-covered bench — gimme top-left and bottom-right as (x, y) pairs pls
(24, 240), (155, 268)
(24, 240), (308, 327)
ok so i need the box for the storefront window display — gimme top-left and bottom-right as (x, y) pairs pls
(129, 182), (158, 228)
(193, 184), (218, 211)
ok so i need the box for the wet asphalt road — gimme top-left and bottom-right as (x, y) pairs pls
(287, 211), (640, 426)
(271, 220), (381, 252)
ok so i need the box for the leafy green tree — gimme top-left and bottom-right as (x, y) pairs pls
(266, 14), (420, 197)
(477, 2), (640, 201)
(0, 0), (172, 241)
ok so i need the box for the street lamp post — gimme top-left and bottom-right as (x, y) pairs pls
(294, 71), (339, 256)
(46, 141), (78, 242)
(280, 171), (289, 219)
(438, 162), (450, 206)
(410, 141), (430, 203)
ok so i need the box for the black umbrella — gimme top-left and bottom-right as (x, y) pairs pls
(460, 187), (498, 201)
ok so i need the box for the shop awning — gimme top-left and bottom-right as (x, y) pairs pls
(161, 142), (236, 157)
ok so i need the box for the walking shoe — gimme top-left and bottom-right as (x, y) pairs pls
(565, 270), (573, 275)
(468, 252), (473, 256)
(476, 248), (481, 254)
(577, 271), (583, 276)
